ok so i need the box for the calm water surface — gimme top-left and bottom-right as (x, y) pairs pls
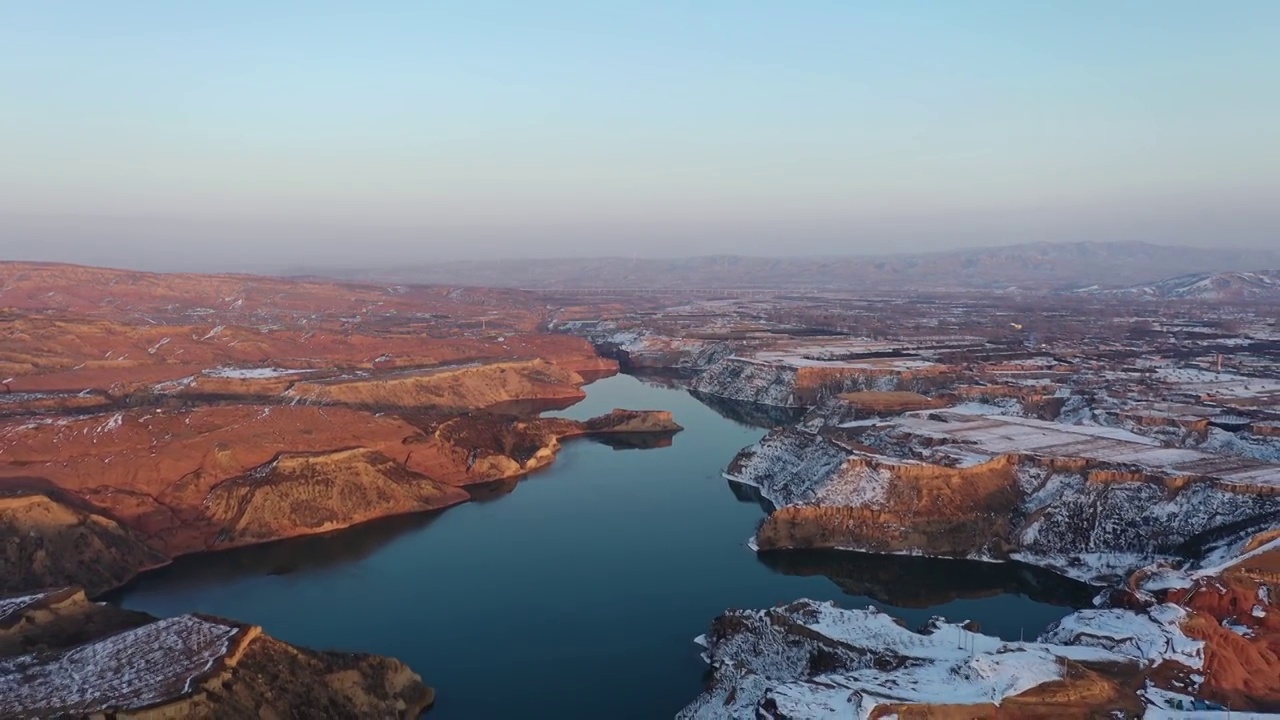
(114, 374), (1087, 718)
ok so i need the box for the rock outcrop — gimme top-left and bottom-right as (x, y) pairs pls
(577, 408), (683, 435)
(411, 409), (683, 484)
(731, 408), (1280, 584)
(690, 354), (950, 408)
(586, 329), (734, 373)
(0, 588), (432, 718)
(690, 357), (804, 406)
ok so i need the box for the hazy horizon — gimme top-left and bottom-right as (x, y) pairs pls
(3, 2), (1278, 271)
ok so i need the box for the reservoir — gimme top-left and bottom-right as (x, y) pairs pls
(114, 373), (1090, 718)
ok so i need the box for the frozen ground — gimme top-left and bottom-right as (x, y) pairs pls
(679, 598), (1197, 719)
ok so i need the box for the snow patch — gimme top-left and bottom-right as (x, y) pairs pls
(0, 615), (241, 716)
(202, 366), (316, 379)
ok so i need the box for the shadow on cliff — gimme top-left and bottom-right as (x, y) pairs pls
(757, 549), (1098, 610)
(102, 510), (449, 597)
(725, 478), (776, 508)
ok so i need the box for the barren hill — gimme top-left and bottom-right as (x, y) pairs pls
(311, 241), (1280, 292)
(1079, 269), (1280, 301)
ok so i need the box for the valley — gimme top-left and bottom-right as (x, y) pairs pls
(2, 258), (1278, 717)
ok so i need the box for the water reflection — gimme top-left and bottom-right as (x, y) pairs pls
(104, 510), (448, 597)
(483, 397), (583, 416)
(463, 477), (521, 503)
(589, 431), (677, 450)
(687, 390), (807, 429)
(622, 369), (693, 388)
(726, 478), (766, 505)
(759, 549), (1097, 611)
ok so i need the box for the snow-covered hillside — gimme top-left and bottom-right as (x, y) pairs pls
(1083, 271), (1280, 301)
(678, 599), (1201, 719)
(690, 356), (805, 406)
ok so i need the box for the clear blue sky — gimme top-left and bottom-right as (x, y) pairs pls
(1, 1), (1277, 268)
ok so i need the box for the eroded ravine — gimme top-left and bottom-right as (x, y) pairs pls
(112, 374), (1090, 719)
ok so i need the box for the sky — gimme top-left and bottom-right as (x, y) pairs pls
(1, 1), (1277, 270)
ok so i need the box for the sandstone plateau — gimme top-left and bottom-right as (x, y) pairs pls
(695, 385), (1280, 715)
(547, 274), (1280, 716)
(555, 307), (1280, 716)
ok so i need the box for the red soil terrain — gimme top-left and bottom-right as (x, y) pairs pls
(1156, 539), (1280, 711)
(0, 261), (543, 327)
(0, 312), (612, 392)
(0, 262), (677, 599)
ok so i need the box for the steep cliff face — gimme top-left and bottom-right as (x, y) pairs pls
(730, 412), (1280, 585)
(725, 426), (851, 506)
(0, 588), (433, 719)
(750, 454), (1022, 565)
(690, 357), (803, 406)
(589, 330), (734, 372)
(690, 355), (945, 408)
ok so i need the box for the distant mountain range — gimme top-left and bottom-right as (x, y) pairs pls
(1077, 270), (1280, 301)
(301, 241), (1280, 293)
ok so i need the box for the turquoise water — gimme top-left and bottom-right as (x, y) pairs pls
(114, 374), (1088, 718)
